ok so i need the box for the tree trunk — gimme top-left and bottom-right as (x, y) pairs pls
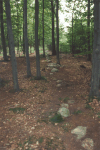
(42, 0), (45, 57)
(56, 0), (60, 64)
(23, 2), (25, 55)
(89, 0), (100, 99)
(51, 0), (56, 55)
(72, 13), (74, 55)
(24, 0), (31, 77)
(35, 0), (41, 79)
(0, 0), (8, 61)
(5, 0), (19, 91)
(87, 0), (91, 61)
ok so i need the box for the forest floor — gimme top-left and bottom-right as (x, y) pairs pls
(0, 53), (100, 150)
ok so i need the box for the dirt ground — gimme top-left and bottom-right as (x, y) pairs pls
(0, 53), (100, 150)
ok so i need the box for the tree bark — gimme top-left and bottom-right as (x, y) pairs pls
(87, 0), (91, 61)
(24, 0), (31, 77)
(35, 0), (41, 79)
(51, 0), (56, 55)
(5, 0), (19, 91)
(23, 2), (25, 55)
(0, 0), (8, 61)
(89, 0), (100, 98)
(42, 0), (45, 57)
(56, 0), (60, 64)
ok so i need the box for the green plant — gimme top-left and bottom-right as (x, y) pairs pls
(39, 87), (47, 93)
(38, 137), (44, 143)
(63, 97), (69, 102)
(49, 113), (63, 123)
(9, 107), (25, 114)
(59, 97), (62, 101)
(97, 112), (100, 118)
(73, 110), (82, 115)
(85, 104), (92, 109)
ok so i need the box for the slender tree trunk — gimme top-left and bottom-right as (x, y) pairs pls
(0, 0), (8, 61)
(87, 0), (91, 61)
(35, 0), (41, 79)
(42, 0), (45, 57)
(89, 0), (100, 99)
(5, 0), (19, 91)
(23, 3), (25, 55)
(51, 0), (56, 55)
(72, 13), (74, 55)
(24, 0), (31, 77)
(56, 0), (60, 64)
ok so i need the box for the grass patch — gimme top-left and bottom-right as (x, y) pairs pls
(73, 110), (82, 115)
(38, 137), (44, 143)
(39, 87), (47, 93)
(85, 104), (92, 109)
(49, 113), (63, 123)
(33, 76), (47, 81)
(63, 97), (69, 102)
(9, 107), (25, 114)
(62, 124), (70, 132)
(97, 112), (100, 118)
(18, 135), (36, 149)
(59, 97), (62, 101)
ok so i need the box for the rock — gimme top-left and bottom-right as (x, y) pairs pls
(71, 126), (87, 140)
(81, 138), (94, 150)
(47, 60), (52, 63)
(51, 68), (58, 72)
(61, 103), (69, 108)
(47, 63), (57, 68)
(56, 80), (62, 83)
(57, 107), (70, 117)
(56, 84), (61, 87)
(68, 100), (75, 104)
(50, 73), (53, 75)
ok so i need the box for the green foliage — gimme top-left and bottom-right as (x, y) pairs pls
(85, 104), (92, 109)
(9, 107), (25, 114)
(73, 110), (82, 115)
(38, 137), (44, 143)
(49, 113), (63, 123)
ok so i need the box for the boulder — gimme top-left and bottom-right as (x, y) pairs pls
(57, 107), (70, 117)
(71, 126), (87, 139)
(56, 84), (61, 87)
(61, 103), (69, 108)
(81, 138), (94, 150)
(56, 80), (62, 83)
(51, 68), (58, 72)
(47, 63), (57, 68)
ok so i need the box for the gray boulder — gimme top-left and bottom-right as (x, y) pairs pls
(81, 138), (94, 150)
(57, 107), (70, 117)
(71, 126), (87, 140)
(51, 68), (58, 72)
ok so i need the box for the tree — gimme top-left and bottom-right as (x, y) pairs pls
(42, 0), (45, 57)
(51, 0), (56, 55)
(35, 0), (41, 79)
(87, 0), (91, 61)
(0, 0), (8, 61)
(89, 0), (100, 98)
(5, 0), (19, 91)
(24, 0), (31, 77)
(56, 0), (60, 64)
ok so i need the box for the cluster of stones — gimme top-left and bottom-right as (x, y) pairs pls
(45, 51), (94, 150)
(57, 101), (94, 150)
